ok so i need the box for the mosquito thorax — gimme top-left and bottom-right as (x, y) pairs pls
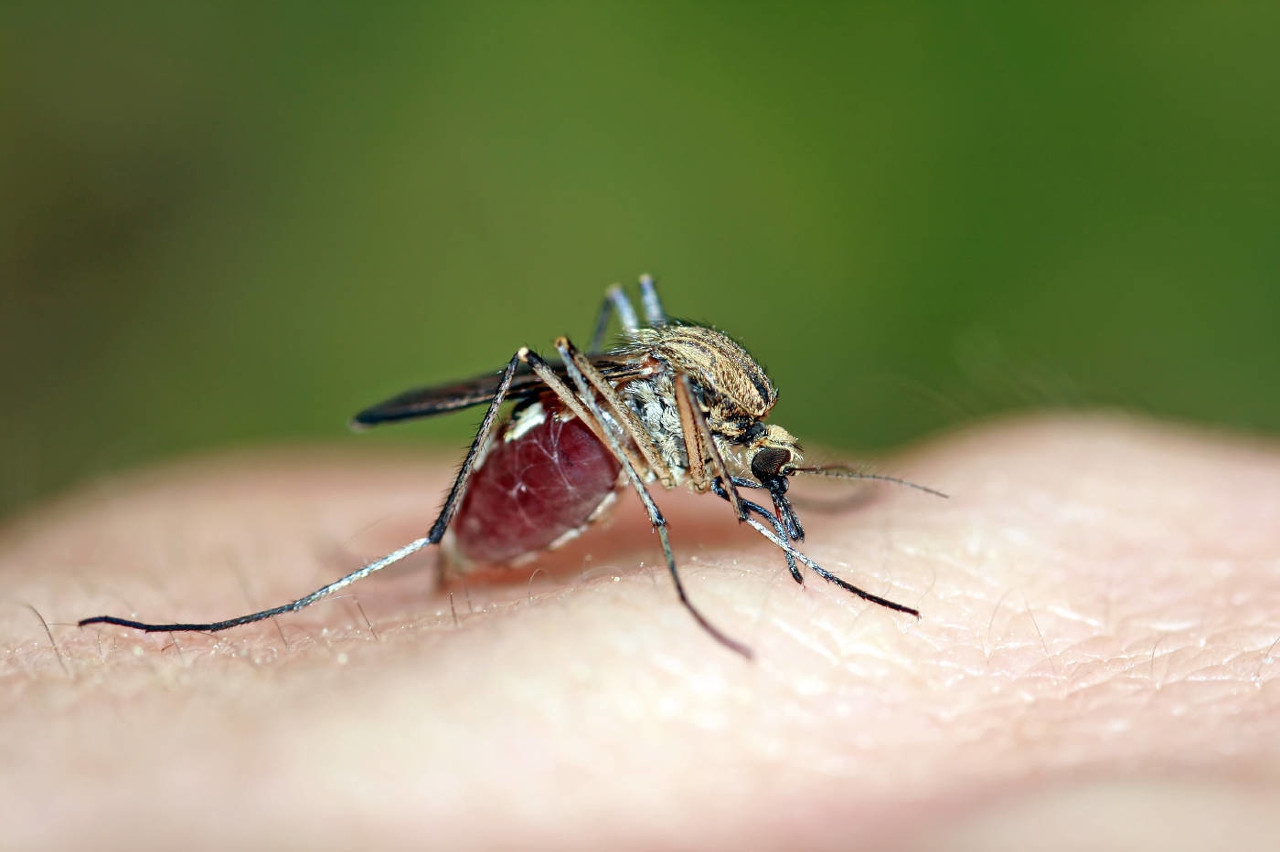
(622, 324), (778, 424)
(623, 371), (690, 479)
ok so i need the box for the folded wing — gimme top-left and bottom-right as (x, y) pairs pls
(350, 354), (652, 427)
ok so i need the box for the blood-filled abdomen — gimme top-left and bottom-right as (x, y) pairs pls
(451, 404), (623, 566)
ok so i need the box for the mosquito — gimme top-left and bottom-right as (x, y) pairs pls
(80, 276), (945, 658)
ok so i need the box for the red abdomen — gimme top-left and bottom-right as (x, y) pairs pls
(451, 405), (622, 565)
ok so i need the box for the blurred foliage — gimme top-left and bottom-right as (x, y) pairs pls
(2, 2), (1277, 517)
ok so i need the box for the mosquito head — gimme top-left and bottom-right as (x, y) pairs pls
(743, 422), (949, 543)
(746, 424), (806, 542)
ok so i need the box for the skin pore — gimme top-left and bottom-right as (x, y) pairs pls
(1, 415), (1278, 850)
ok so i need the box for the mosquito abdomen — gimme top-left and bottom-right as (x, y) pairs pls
(450, 404), (623, 566)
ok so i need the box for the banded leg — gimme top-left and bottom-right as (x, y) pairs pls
(80, 353), (528, 633)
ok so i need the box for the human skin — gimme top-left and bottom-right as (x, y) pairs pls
(1, 415), (1278, 850)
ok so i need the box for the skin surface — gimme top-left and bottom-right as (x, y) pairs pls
(1, 415), (1278, 850)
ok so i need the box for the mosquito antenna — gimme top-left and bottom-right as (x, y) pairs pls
(789, 465), (949, 500)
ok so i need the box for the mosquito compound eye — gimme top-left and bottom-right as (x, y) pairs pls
(751, 446), (792, 484)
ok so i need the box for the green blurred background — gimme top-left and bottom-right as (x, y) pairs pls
(2, 2), (1277, 519)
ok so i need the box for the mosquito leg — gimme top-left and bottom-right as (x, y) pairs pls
(589, 284), (641, 353)
(638, 274), (667, 325)
(559, 337), (676, 488)
(525, 341), (753, 659)
(80, 352), (528, 634)
(78, 538), (434, 632)
(739, 518), (921, 619)
(675, 373), (749, 522)
(673, 373), (712, 492)
(711, 478), (802, 584)
(514, 347), (648, 474)
(425, 352), (531, 539)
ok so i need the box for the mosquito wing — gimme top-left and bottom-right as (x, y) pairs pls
(350, 353), (653, 428)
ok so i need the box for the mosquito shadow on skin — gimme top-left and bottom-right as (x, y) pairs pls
(296, 488), (770, 627)
(786, 484), (878, 514)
